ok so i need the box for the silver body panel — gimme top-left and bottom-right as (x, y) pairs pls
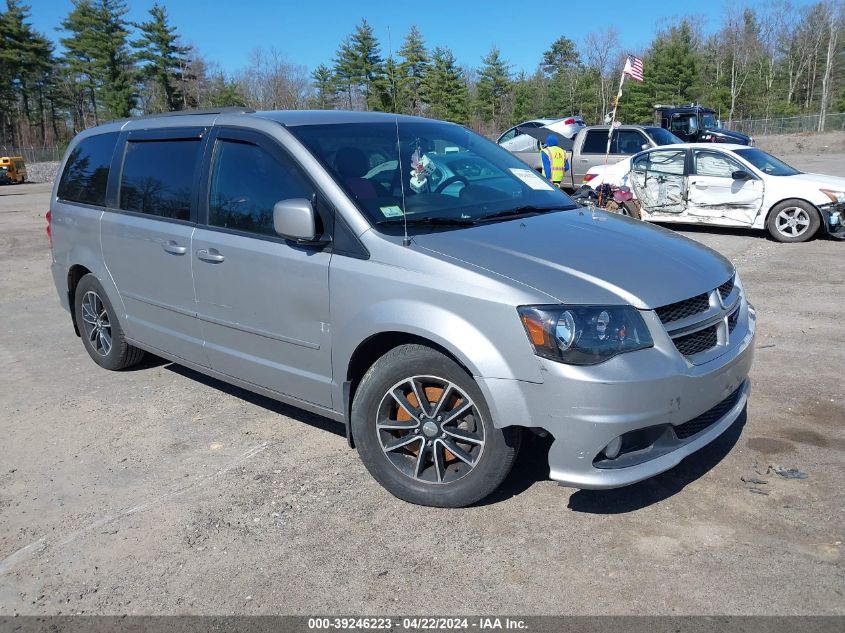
(50, 110), (755, 491)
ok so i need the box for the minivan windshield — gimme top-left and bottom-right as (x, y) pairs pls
(733, 148), (802, 176)
(288, 120), (577, 232)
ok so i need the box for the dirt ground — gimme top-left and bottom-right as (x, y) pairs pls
(0, 163), (843, 615)
(755, 130), (845, 157)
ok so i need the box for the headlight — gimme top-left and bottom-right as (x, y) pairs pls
(820, 189), (845, 204)
(518, 305), (653, 365)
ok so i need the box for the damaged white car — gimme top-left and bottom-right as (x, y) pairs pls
(584, 143), (845, 242)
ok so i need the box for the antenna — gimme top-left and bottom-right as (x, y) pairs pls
(388, 26), (411, 247)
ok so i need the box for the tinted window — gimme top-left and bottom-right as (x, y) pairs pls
(119, 139), (201, 221)
(615, 130), (647, 154)
(209, 139), (315, 237)
(694, 150), (743, 178)
(57, 132), (119, 206)
(581, 130), (608, 154)
(644, 127), (683, 145)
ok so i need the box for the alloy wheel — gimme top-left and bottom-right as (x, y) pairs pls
(376, 376), (485, 485)
(775, 206), (811, 238)
(80, 290), (112, 356)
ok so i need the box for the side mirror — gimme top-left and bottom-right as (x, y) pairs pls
(641, 143), (650, 150)
(273, 198), (318, 242)
(731, 170), (751, 180)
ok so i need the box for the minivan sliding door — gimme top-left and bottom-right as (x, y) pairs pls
(101, 128), (208, 365)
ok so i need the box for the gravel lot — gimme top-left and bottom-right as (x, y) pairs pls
(0, 160), (843, 615)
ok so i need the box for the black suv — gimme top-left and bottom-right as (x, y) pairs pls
(655, 105), (752, 145)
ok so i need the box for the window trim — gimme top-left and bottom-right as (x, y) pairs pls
(112, 128), (208, 224)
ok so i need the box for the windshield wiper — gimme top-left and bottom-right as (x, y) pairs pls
(476, 206), (566, 222)
(376, 216), (476, 226)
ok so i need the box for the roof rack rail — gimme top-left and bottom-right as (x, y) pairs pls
(128, 107), (256, 120)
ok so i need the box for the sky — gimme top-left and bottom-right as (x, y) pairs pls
(31, 0), (818, 76)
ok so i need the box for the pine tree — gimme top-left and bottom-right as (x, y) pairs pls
(133, 3), (189, 112)
(333, 36), (357, 109)
(350, 19), (384, 110)
(622, 20), (699, 122)
(423, 46), (469, 124)
(397, 25), (428, 115)
(0, 0), (54, 144)
(476, 45), (511, 126)
(311, 64), (337, 109)
(61, 0), (135, 120)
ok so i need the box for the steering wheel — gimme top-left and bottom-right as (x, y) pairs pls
(435, 175), (469, 194)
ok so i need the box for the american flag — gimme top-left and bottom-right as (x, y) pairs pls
(623, 56), (644, 82)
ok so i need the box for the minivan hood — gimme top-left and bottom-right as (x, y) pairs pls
(413, 210), (734, 309)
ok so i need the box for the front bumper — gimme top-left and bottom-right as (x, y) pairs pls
(477, 296), (756, 490)
(819, 203), (845, 239)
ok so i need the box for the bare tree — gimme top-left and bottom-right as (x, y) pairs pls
(818, 1), (843, 130)
(720, 8), (760, 124)
(583, 28), (620, 121)
(237, 48), (311, 110)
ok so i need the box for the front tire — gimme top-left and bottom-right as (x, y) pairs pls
(351, 344), (520, 507)
(766, 200), (820, 242)
(74, 274), (145, 370)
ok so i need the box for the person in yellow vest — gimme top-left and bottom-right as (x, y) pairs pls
(540, 134), (568, 188)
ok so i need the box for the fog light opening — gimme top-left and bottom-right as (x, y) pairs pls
(603, 436), (622, 459)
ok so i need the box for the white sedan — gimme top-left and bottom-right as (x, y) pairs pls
(583, 143), (845, 242)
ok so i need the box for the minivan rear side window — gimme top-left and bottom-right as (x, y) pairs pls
(208, 139), (314, 237)
(57, 132), (119, 206)
(119, 139), (201, 221)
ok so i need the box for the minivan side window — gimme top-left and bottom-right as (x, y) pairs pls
(119, 139), (201, 221)
(57, 132), (119, 206)
(208, 139), (315, 237)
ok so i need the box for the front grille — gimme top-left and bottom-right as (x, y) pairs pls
(655, 293), (709, 325)
(718, 276), (735, 301)
(673, 387), (743, 439)
(728, 307), (739, 332)
(674, 325), (718, 356)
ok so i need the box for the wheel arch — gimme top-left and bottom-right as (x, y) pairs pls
(67, 264), (92, 336)
(343, 331), (476, 448)
(761, 196), (823, 229)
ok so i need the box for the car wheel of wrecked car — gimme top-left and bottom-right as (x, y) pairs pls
(766, 200), (820, 243)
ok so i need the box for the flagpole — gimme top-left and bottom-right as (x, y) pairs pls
(598, 69), (627, 206)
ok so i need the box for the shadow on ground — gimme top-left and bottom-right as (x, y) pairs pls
(158, 356), (746, 512)
(164, 361), (346, 438)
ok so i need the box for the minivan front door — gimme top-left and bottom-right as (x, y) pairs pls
(191, 128), (333, 408)
(101, 129), (207, 365)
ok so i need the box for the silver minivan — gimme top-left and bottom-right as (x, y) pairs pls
(48, 109), (755, 507)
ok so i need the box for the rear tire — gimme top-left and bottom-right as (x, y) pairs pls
(766, 200), (820, 243)
(74, 274), (144, 370)
(351, 344), (520, 507)
(621, 200), (641, 219)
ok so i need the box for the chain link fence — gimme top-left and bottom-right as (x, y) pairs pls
(726, 112), (845, 136)
(0, 146), (64, 163)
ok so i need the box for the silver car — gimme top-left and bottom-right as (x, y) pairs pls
(48, 109), (756, 507)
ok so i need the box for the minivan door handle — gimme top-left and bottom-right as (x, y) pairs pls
(196, 248), (225, 263)
(162, 240), (187, 255)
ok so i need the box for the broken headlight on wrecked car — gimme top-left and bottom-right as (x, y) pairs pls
(518, 305), (653, 365)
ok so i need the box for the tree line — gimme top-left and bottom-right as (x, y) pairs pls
(1, 0), (844, 150)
